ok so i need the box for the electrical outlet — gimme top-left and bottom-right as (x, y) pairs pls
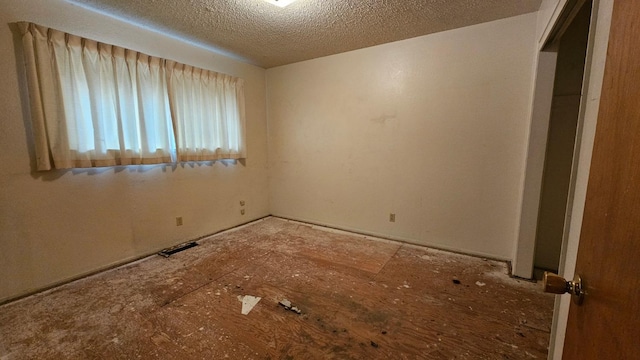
(176, 217), (183, 226)
(389, 213), (396, 222)
(240, 200), (245, 206)
(240, 209), (246, 215)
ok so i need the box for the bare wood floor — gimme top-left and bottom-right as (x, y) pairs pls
(0, 217), (554, 359)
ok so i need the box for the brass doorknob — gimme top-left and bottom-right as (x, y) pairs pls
(543, 272), (585, 305)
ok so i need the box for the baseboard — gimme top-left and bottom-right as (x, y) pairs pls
(0, 215), (271, 306)
(270, 214), (511, 263)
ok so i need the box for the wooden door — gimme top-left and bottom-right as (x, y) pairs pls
(563, 0), (640, 358)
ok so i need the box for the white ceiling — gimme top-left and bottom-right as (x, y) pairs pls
(69, 0), (542, 68)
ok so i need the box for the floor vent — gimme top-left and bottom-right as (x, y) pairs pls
(158, 242), (198, 257)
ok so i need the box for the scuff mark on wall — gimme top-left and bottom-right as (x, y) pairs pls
(370, 113), (397, 124)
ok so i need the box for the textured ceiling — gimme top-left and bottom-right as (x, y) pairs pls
(69, 0), (541, 68)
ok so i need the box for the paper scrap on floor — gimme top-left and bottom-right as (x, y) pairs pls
(238, 295), (262, 315)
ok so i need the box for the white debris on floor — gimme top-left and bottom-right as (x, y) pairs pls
(237, 295), (261, 315)
(279, 299), (302, 314)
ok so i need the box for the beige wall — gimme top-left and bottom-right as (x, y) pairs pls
(0, 0), (269, 302)
(267, 13), (538, 260)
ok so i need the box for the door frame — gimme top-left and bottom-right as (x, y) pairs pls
(548, 1), (614, 357)
(513, 0), (610, 278)
(513, 0), (593, 280)
(512, 0), (614, 358)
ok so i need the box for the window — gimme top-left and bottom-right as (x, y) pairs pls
(18, 22), (246, 171)
(167, 61), (246, 162)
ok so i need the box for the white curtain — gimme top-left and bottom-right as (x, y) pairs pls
(19, 23), (174, 170)
(167, 61), (246, 161)
(19, 22), (244, 170)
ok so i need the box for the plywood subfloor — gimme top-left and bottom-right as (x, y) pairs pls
(0, 217), (554, 359)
